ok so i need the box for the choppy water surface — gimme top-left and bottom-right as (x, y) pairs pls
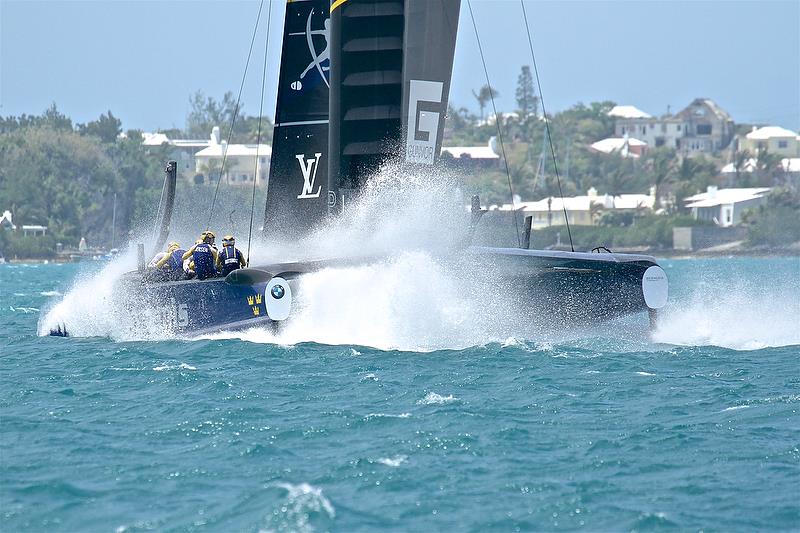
(1, 257), (799, 531)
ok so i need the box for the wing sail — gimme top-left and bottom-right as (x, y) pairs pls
(263, 0), (332, 238)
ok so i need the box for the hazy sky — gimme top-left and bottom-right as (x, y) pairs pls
(2, 0), (798, 133)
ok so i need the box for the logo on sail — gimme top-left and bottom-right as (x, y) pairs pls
(296, 153), (323, 199)
(406, 80), (444, 165)
(289, 9), (330, 91)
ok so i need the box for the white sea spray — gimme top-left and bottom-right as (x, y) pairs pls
(262, 482), (335, 533)
(652, 264), (800, 350)
(417, 392), (459, 405)
(376, 455), (408, 467)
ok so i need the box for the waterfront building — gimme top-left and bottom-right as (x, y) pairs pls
(142, 127), (271, 186)
(683, 186), (770, 227)
(493, 187), (656, 229)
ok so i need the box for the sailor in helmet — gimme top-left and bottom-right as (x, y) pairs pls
(201, 230), (218, 252)
(182, 231), (218, 280)
(216, 235), (247, 276)
(154, 241), (187, 281)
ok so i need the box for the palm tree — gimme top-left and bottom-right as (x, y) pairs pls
(472, 85), (499, 122)
(606, 168), (631, 208)
(589, 202), (605, 225)
(733, 149), (752, 185)
(647, 148), (676, 210)
(675, 156), (700, 184)
(755, 148), (781, 185)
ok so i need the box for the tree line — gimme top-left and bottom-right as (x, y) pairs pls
(0, 91), (273, 258)
(1, 79), (797, 258)
(446, 66), (797, 230)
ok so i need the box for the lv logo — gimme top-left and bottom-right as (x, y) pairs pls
(296, 153), (323, 199)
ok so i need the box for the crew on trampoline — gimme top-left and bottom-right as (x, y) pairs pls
(153, 241), (187, 281)
(182, 231), (218, 280)
(217, 235), (247, 276)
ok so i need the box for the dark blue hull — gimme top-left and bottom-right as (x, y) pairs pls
(467, 247), (665, 325)
(117, 275), (278, 336)
(101, 247), (666, 338)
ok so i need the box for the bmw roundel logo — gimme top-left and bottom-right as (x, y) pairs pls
(270, 284), (285, 300)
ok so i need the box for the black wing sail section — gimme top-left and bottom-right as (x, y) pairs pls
(401, 0), (460, 166)
(328, 0), (406, 211)
(263, 0), (331, 239)
(327, 0), (461, 211)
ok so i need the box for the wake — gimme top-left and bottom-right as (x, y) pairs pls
(652, 266), (800, 350)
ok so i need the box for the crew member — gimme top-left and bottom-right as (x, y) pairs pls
(201, 230), (218, 251)
(216, 235), (247, 276)
(182, 232), (218, 280)
(147, 250), (167, 268)
(182, 240), (201, 280)
(154, 241), (186, 281)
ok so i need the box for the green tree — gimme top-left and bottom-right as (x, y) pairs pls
(79, 110), (122, 143)
(755, 148), (781, 186)
(644, 147), (676, 209)
(472, 85), (499, 121)
(515, 65), (538, 118)
(0, 127), (117, 244)
(0, 106), (167, 253)
(732, 148), (752, 184)
(186, 91), (241, 139)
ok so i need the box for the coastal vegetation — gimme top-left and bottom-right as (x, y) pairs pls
(1, 78), (797, 258)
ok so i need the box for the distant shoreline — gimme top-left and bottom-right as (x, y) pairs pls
(4, 248), (798, 265)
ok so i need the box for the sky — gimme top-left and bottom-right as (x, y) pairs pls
(1, 0), (798, 133)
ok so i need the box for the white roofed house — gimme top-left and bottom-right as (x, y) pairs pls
(500, 188), (655, 229)
(590, 136), (647, 159)
(142, 130), (210, 181)
(610, 98), (735, 156)
(675, 98), (735, 155)
(194, 139), (271, 187)
(684, 186), (770, 227)
(440, 138), (500, 169)
(739, 126), (800, 158)
(611, 105), (684, 151)
(608, 105), (652, 120)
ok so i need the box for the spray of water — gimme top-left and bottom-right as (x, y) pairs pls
(39, 162), (800, 351)
(38, 248), (134, 338)
(208, 162), (529, 351)
(652, 263), (800, 350)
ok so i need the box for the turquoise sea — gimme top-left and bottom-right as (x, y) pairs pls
(1, 257), (799, 531)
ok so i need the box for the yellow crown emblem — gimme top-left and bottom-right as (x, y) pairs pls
(252, 306), (260, 316)
(247, 295), (255, 305)
(255, 294), (262, 305)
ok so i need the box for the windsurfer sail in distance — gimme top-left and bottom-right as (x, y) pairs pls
(289, 9), (330, 90)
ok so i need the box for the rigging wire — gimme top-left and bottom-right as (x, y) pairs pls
(153, 163), (168, 237)
(246, 0), (273, 265)
(467, 0), (521, 248)
(520, 0), (574, 251)
(207, 0), (266, 229)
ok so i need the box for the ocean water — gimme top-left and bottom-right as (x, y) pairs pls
(1, 257), (799, 531)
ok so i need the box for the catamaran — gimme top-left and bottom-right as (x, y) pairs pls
(50, 0), (668, 337)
